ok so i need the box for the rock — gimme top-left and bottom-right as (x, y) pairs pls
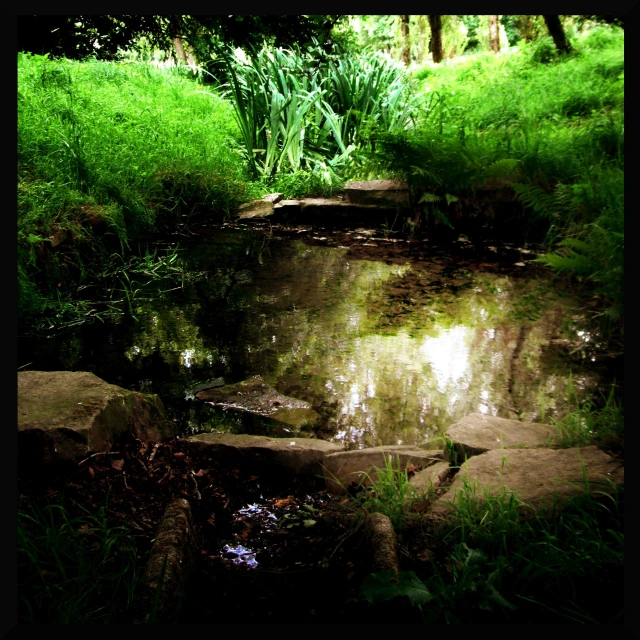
(237, 199), (274, 219)
(261, 193), (283, 204)
(445, 413), (557, 461)
(136, 498), (199, 623)
(272, 199), (302, 220)
(345, 179), (410, 206)
(195, 375), (321, 429)
(237, 193), (283, 220)
(186, 432), (343, 477)
(322, 446), (444, 494)
(364, 513), (399, 577)
(432, 446), (624, 516)
(406, 461), (452, 512)
(18, 371), (176, 471)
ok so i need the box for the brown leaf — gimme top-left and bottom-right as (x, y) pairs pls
(274, 498), (293, 509)
(173, 452), (186, 459)
(87, 466), (95, 478)
(207, 514), (216, 527)
(194, 469), (206, 477)
(111, 459), (124, 471)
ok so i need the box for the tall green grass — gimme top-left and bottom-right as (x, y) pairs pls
(18, 52), (258, 329)
(18, 495), (141, 623)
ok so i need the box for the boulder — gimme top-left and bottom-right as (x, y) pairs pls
(237, 193), (283, 220)
(18, 371), (176, 471)
(344, 180), (410, 206)
(432, 446), (624, 516)
(186, 432), (343, 477)
(237, 200), (274, 219)
(323, 446), (444, 494)
(195, 375), (321, 430)
(445, 413), (557, 460)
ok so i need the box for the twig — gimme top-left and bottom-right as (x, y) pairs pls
(190, 470), (201, 500)
(78, 451), (121, 466)
(330, 518), (363, 561)
(148, 443), (161, 462)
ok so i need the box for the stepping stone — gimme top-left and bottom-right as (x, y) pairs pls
(431, 446), (624, 516)
(323, 445), (444, 494)
(445, 413), (557, 460)
(195, 375), (321, 430)
(18, 371), (176, 471)
(185, 432), (343, 477)
(345, 179), (410, 206)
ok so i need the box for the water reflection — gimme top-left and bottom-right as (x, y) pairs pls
(18, 228), (611, 448)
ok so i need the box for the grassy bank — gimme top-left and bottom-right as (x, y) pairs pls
(361, 27), (623, 327)
(18, 52), (259, 329)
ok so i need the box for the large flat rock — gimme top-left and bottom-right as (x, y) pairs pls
(432, 446), (624, 516)
(195, 375), (321, 430)
(186, 432), (343, 477)
(323, 446), (444, 494)
(18, 371), (176, 470)
(345, 180), (410, 206)
(446, 413), (557, 460)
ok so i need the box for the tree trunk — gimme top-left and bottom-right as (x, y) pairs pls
(543, 15), (572, 53)
(428, 15), (443, 64)
(173, 36), (197, 67)
(489, 15), (500, 52)
(400, 15), (411, 66)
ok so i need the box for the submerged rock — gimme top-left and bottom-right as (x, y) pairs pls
(195, 375), (321, 429)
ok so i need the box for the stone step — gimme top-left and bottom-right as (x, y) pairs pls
(344, 179), (410, 207)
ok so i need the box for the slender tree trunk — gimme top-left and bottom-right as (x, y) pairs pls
(489, 15), (500, 52)
(400, 15), (411, 66)
(543, 15), (572, 53)
(173, 36), (197, 67)
(428, 15), (443, 63)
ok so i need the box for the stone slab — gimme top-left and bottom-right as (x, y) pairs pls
(432, 446), (624, 516)
(445, 413), (557, 460)
(18, 371), (176, 470)
(345, 180), (410, 206)
(186, 432), (343, 477)
(323, 446), (444, 494)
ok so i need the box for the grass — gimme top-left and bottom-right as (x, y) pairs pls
(547, 377), (624, 453)
(18, 493), (141, 624)
(18, 51), (260, 332)
(361, 25), (624, 326)
(355, 472), (623, 623)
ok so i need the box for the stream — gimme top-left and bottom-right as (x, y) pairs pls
(17, 222), (621, 450)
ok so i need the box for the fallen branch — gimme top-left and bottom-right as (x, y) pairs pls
(78, 451), (121, 466)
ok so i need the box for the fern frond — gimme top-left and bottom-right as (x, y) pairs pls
(513, 183), (558, 218)
(445, 193), (458, 205)
(429, 208), (452, 228)
(419, 192), (441, 204)
(485, 158), (521, 181)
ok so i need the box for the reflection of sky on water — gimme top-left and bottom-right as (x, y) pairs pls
(115, 234), (603, 447)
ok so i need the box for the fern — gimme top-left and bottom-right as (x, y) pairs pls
(484, 158), (522, 183)
(512, 183), (559, 219)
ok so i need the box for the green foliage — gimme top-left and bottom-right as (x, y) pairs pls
(548, 379), (623, 452)
(214, 43), (420, 182)
(382, 479), (624, 623)
(326, 454), (418, 532)
(18, 495), (140, 623)
(18, 51), (253, 332)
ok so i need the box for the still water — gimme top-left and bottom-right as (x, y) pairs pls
(18, 225), (614, 449)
